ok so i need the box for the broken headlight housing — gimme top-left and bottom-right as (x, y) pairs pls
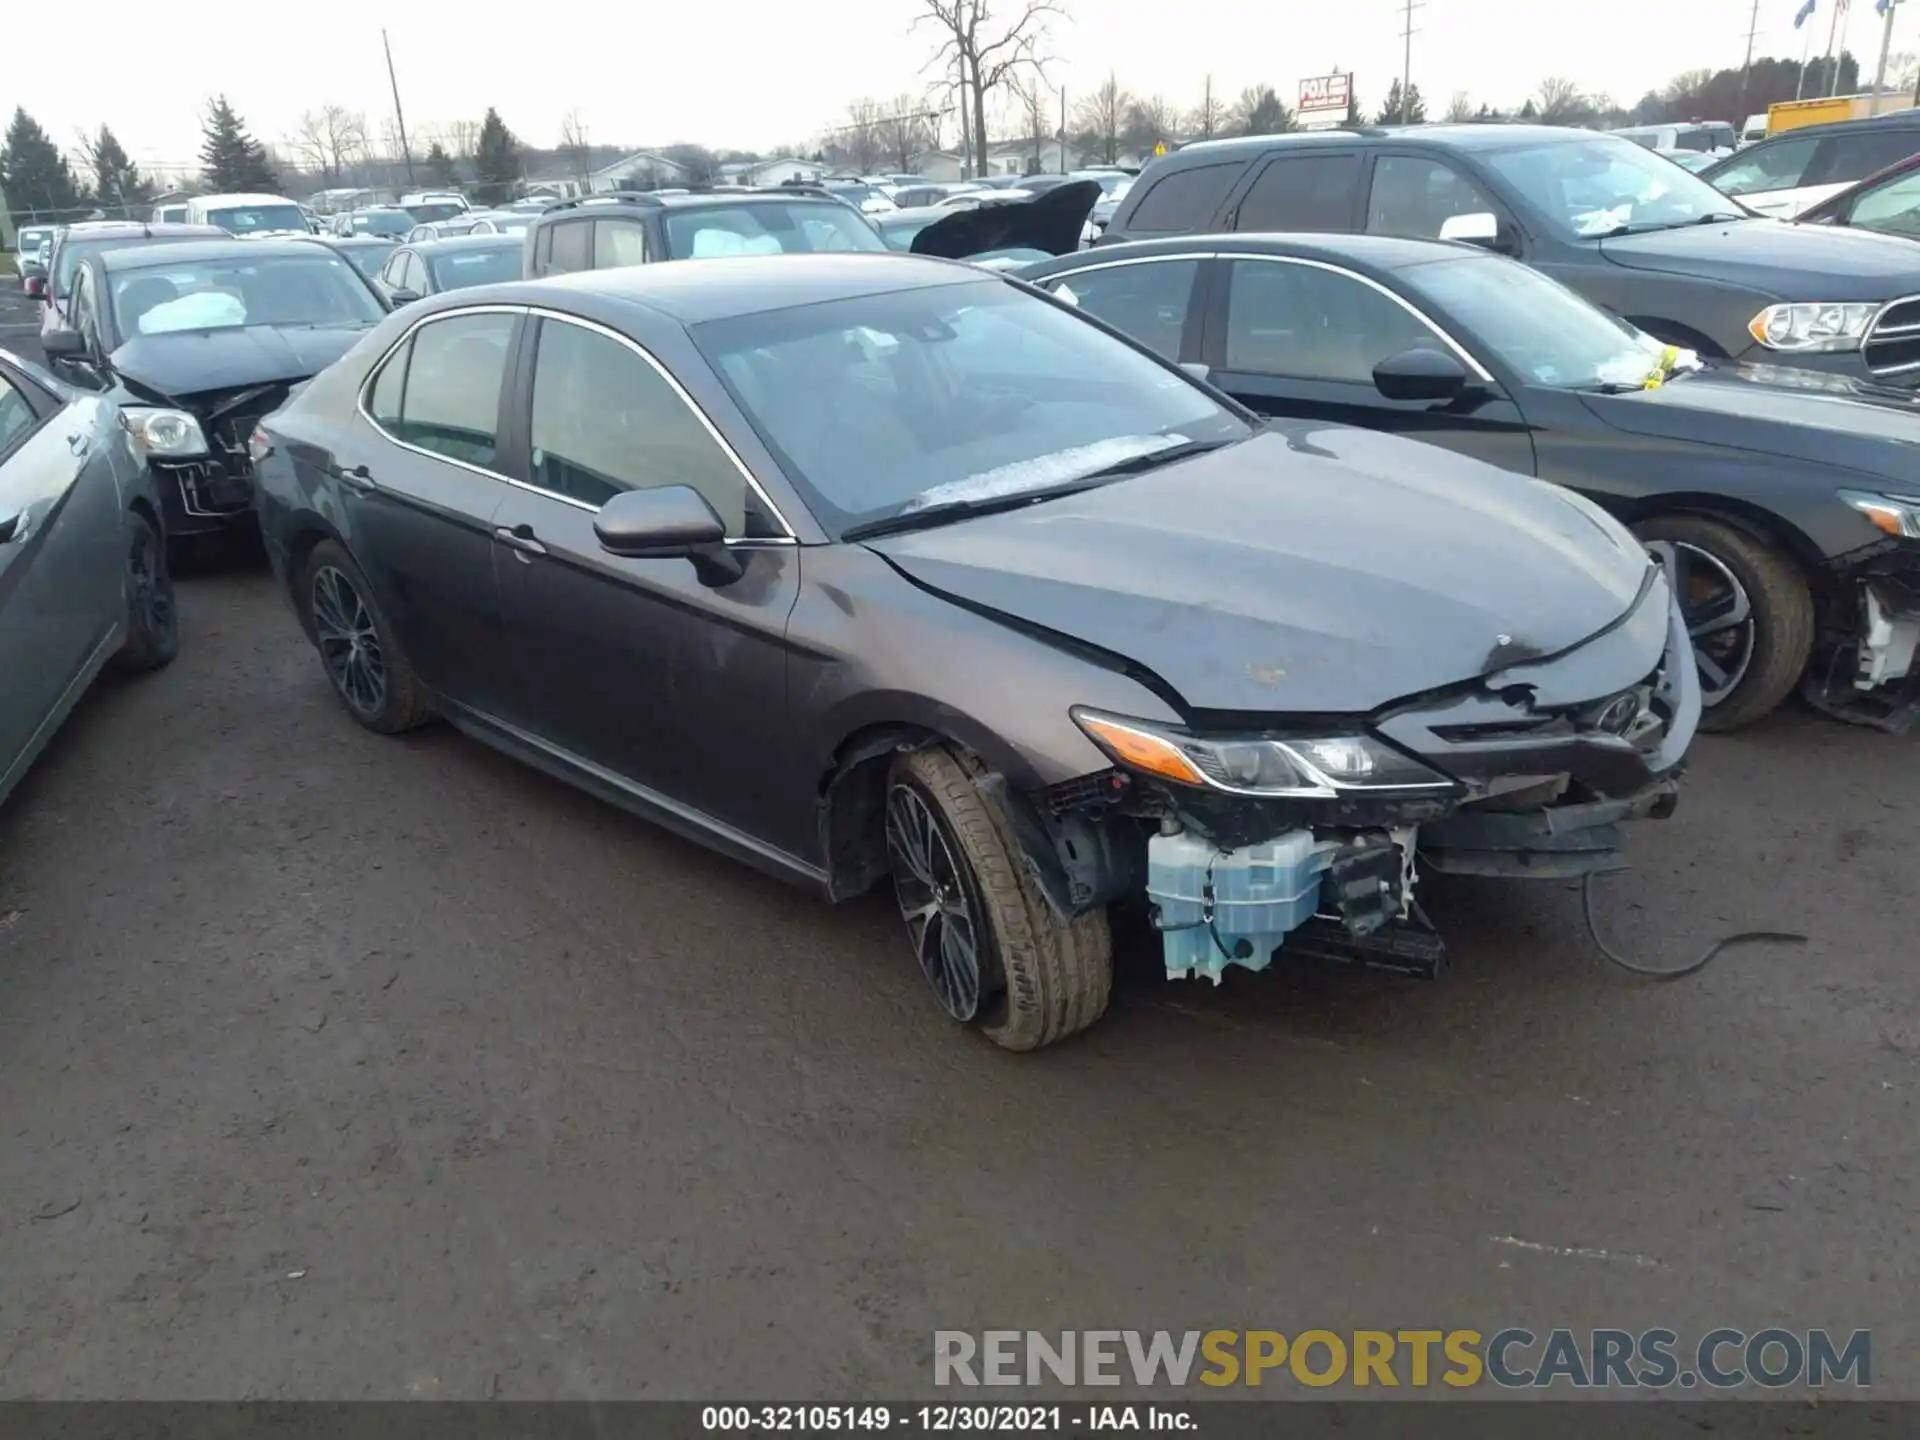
(1841, 490), (1920, 540)
(1073, 709), (1456, 799)
(1746, 302), (1877, 353)
(119, 406), (209, 459)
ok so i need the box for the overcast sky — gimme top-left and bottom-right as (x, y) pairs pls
(17, 0), (1912, 174)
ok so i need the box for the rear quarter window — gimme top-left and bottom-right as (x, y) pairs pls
(1121, 162), (1245, 234)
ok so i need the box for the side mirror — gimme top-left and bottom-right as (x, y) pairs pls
(387, 288), (420, 306)
(1438, 210), (1517, 254)
(1373, 347), (1472, 403)
(1179, 361), (1212, 383)
(594, 485), (743, 585)
(41, 328), (87, 359)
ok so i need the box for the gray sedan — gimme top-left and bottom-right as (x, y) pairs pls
(0, 349), (182, 809)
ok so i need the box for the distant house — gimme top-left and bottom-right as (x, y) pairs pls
(719, 157), (826, 187)
(589, 151), (692, 192)
(909, 141), (1090, 182)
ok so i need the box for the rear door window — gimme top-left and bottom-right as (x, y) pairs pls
(1708, 134), (1822, 196)
(543, 220), (592, 275)
(1123, 162), (1243, 233)
(382, 312), (516, 468)
(1233, 153), (1363, 232)
(1814, 128), (1920, 187)
(593, 218), (650, 268)
(1046, 259), (1201, 360)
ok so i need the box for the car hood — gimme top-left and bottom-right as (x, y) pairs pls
(1581, 363), (1920, 486)
(864, 427), (1656, 715)
(1598, 218), (1920, 300)
(911, 181), (1103, 261)
(108, 324), (373, 404)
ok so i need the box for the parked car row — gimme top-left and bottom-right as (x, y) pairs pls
(9, 123), (1918, 1055)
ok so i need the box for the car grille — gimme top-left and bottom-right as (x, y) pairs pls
(1863, 295), (1920, 378)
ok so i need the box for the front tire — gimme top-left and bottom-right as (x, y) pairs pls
(300, 540), (433, 733)
(1636, 514), (1814, 732)
(114, 509), (178, 672)
(885, 746), (1112, 1051)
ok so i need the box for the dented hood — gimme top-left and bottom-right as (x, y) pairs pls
(910, 181), (1102, 260)
(865, 427), (1657, 715)
(108, 324), (373, 405)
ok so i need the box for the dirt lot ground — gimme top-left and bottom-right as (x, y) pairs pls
(0, 283), (1914, 1401)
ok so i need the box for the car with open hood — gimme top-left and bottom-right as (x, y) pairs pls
(41, 237), (387, 547)
(1094, 125), (1920, 387)
(1021, 233), (1920, 732)
(251, 253), (1698, 1051)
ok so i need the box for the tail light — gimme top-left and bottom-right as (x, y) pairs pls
(248, 427), (273, 466)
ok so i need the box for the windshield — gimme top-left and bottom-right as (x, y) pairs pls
(354, 210), (413, 236)
(1400, 254), (1672, 391)
(876, 215), (934, 251)
(19, 227), (54, 252)
(208, 204), (308, 235)
(404, 202), (465, 224)
(825, 183), (875, 204)
(664, 203), (886, 258)
(337, 244), (393, 279)
(478, 214), (533, 233)
(692, 280), (1247, 536)
(428, 245), (523, 290)
(1482, 136), (1746, 238)
(55, 233), (162, 297)
(108, 253), (385, 337)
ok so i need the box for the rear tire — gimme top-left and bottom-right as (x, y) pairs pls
(299, 540), (434, 734)
(114, 509), (178, 672)
(1636, 514), (1814, 732)
(886, 746), (1112, 1051)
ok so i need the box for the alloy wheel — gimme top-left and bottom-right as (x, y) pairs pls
(1649, 538), (1756, 707)
(311, 565), (388, 717)
(885, 783), (986, 1021)
(128, 521), (174, 639)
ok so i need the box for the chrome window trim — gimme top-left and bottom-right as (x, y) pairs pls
(1039, 252), (1220, 282)
(1221, 253), (1497, 384)
(354, 302), (799, 544)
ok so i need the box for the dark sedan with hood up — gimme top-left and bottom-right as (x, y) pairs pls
(252, 254), (1697, 1051)
(41, 238), (387, 546)
(1020, 233), (1920, 732)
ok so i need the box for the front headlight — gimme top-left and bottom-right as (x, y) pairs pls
(1072, 709), (1455, 799)
(1841, 489), (1920, 539)
(119, 406), (209, 459)
(1747, 301), (1878, 353)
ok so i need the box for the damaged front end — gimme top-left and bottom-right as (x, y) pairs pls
(1803, 507), (1920, 733)
(989, 564), (1700, 985)
(126, 378), (293, 536)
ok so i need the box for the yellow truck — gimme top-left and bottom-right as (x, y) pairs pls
(1765, 93), (1915, 135)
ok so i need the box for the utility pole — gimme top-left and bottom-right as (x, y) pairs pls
(1398, 0), (1425, 123)
(1874, 0), (1903, 112)
(383, 28), (416, 186)
(1059, 87), (1067, 174)
(1739, 0), (1763, 115)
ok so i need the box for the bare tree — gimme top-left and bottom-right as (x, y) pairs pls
(1536, 76), (1589, 123)
(1006, 70), (1054, 171)
(843, 97), (884, 173)
(1189, 74), (1227, 140)
(877, 93), (933, 172)
(288, 105), (368, 183)
(1445, 90), (1474, 123)
(1073, 73), (1131, 164)
(445, 119), (481, 160)
(914, 0), (1061, 180)
(559, 111), (592, 184)
(1230, 85), (1291, 137)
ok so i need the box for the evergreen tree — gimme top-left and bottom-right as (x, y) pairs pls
(470, 108), (522, 204)
(424, 141), (459, 188)
(200, 95), (279, 192)
(0, 107), (86, 214)
(1375, 79), (1428, 126)
(83, 125), (153, 213)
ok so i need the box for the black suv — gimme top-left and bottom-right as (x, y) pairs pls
(522, 190), (887, 278)
(1699, 111), (1920, 219)
(1097, 124), (1920, 384)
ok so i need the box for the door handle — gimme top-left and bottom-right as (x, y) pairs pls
(494, 524), (547, 556)
(68, 433), (90, 457)
(331, 462), (374, 489)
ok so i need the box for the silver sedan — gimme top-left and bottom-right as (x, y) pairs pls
(0, 348), (184, 809)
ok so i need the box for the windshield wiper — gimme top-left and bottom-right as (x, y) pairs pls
(841, 439), (1235, 543)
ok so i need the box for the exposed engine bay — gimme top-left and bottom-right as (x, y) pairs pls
(1804, 551), (1920, 733)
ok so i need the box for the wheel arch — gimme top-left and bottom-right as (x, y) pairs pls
(282, 513), (352, 629)
(1616, 490), (1827, 582)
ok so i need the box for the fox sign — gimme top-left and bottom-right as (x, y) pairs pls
(1299, 73), (1353, 118)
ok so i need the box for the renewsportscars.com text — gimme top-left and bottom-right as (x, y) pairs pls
(933, 1328), (1871, 1390)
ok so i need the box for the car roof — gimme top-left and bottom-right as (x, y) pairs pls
(1764, 110), (1920, 138)
(100, 238), (339, 270)
(408, 233), (522, 252)
(62, 223), (226, 249)
(1167, 123), (1597, 162)
(194, 193), (297, 206)
(302, 233), (397, 248)
(464, 252), (985, 326)
(1036, 231), (1483, 273)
